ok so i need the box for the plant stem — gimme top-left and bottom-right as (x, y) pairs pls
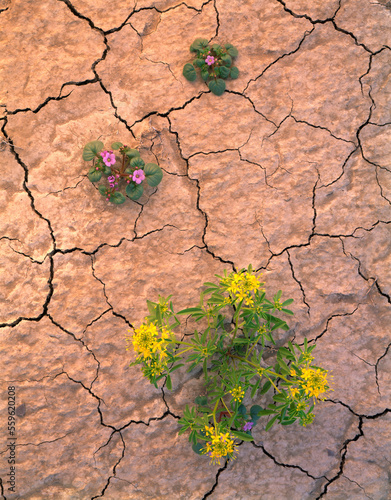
(213, 399), (219, 431)
(229, 354), (290, 383)
(221, 397), (232, 417)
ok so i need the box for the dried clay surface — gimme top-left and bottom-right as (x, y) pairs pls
(0, 0), (390, 499)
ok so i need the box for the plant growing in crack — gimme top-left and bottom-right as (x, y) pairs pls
(83, 140), (163, 204)
(126, 265), (332, 465)
(183, 38), (239, 96)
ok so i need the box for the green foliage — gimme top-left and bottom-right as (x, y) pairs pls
(83, 140), (163, 205)
(130, 157), (145, 169)
(195, 58), (205, 68)
(183, 63), (197, 82)
(230, 66), (239, 79)
(88, 167), (102, 183)
(201, 69), (209, 81)
(109, 192), (126, 204)
(183, 38), (239, 95)
(98, 185), (107, 196)
(225, 43), (238, 58)
(127, 266), (332, 465)
(219, 66), (230, 79)
(208, 79), (226, 96)
(126, 182), (144, 200)
(125, 149), (140, 159)
(190, 38), (209, 52)
(82, 140), (104, 161)
(221, 54), (232, 67)
(144, 163), (163, 187)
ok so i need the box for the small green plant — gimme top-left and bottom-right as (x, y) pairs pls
(126, 266), (332, 465)
(83, 140), (163, 204)
(183, 38), (239, 96)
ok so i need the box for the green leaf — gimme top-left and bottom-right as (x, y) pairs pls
(109, 192), (126, 204)
(282, 299), (294, 307)
(221, 54), (232, 67)
(208, 79), (226, 96)
(250, 405), (262, 419)
(125, 149), (140, 160)
(251, 379), (260, 398)
(281, 418), (296, 426)
(130, 157), (145, 169)
(192, 442), (204, 455)
(144, 163), (163, 187)
(169, 363), (184, 373)
(195, 58), (205, 68)
(201, 69), (209, 81)
(183, 63), (197, 82)
(260, 380), (272, 395)
(195, 396), (208, 406)
(88, 168), (102, 183)
(103, 165), (112, 175)
(203, 358), (207, 380)
(83, 140), (104, 161)
(177, 307), (203, 315)
(225, 43), (238, 58)
(203, 282), (219, 289)
(282, 308), (294, 316)
(231, 430), (254, 442)
(230, 66), (239, 79)
(212, 44), (221, 52)
(98, 185), (107, 196)
(257, 409), (276, 416)
(166, 374), (172, 390)
(190, 38), (209, 52)
(273, 394), (287, 403)
(265, 414), (279, 431)
(219, 66), (230, 79)
(238, 404), (247, 416)
(111, 142), (123, 150)
(278, 358), (290, 373)
(126, 182), (144, 200)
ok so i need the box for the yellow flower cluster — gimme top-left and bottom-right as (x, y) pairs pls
(299, 367), (331, 400)
(229, 385), (245, 402)
(202, 426), (238, 465)
(221, 271), (264, 306)
(127, 322), (171, 376)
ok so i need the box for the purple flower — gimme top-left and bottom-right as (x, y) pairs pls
(133, 169), (145, 184)
(205, 55), (215, 66)
(101, 150), (116, 167)
(243, 422), (254, 432)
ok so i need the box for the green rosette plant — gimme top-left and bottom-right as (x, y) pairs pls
(183, 38), (239, 96)
(126, 265), (332, 465)
(83, 140), (163, 204)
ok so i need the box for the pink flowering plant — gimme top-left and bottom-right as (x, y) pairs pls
(183, 38), (239, 96)
(83, 140), (163, 204)
(126, 265), (332, 465)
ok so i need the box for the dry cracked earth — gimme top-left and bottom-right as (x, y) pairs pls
(0, 0), (390, 498)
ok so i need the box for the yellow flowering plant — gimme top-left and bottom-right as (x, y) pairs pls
(126, 265), (332, 465)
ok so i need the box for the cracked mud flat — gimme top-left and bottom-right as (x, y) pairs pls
(0, 0), (390, 498)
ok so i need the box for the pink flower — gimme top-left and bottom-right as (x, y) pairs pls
(243, 422), (254, 432)
(132, 169), (145, 184)
(101, 150), (116, 167)
(205, 55), (215, 66)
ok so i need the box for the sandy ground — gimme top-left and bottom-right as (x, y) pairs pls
(0, 0), (390, 498)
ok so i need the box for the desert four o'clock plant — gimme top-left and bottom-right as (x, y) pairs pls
(183, 38), (239, 96)
(126, 265), (332, 465)
(83, 140), (163, 205)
